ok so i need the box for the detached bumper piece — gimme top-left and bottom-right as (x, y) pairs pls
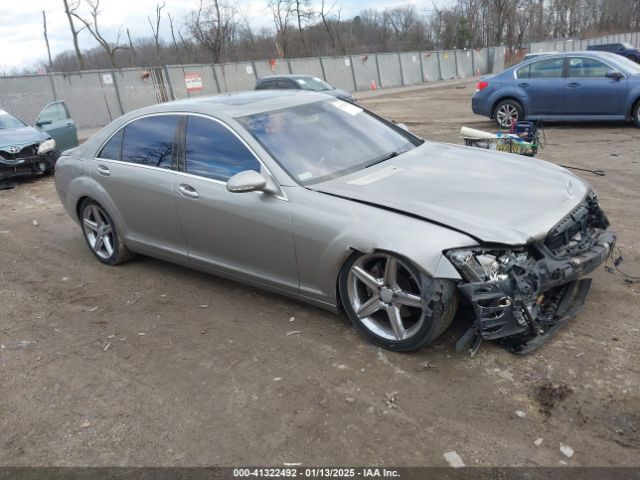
(455, 229), (615, 355)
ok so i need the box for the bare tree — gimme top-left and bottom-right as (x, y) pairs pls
(126, 28), (137, 63)
(62, 0), (85, 70)
(148, 1), (166, 63)
(187, 0), (237, 63)
(71, 0), (128, 68)
(269, 0), (295, 57)
(294, 0), (313, 55)
(43, 10), (53, 71)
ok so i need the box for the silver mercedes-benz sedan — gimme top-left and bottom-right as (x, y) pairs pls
(55, 90), (614, 354)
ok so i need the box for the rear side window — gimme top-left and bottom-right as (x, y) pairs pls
(121, 115), (178, 169)
(528, 58), (564, 78)
(185, 116), (260, 182)
(98, 129), (123, 160)
(516, 64), (530, 79)
(568, 57), (611, 78)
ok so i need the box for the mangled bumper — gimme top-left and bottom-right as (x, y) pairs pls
(454, 229), (615, 354)
(0, 152), (56, 181)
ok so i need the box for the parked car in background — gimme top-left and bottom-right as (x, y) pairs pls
(472, 51), (640, 128)
(587, 42), (640, 62)
(55, 90), (613, 354)
(0, 101), (78, 183)
(255, 74), (357, 102)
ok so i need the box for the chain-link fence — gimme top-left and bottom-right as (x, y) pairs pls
(1, 47), (504, 131)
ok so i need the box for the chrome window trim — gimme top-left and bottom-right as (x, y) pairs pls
(93, 111), (288, 202)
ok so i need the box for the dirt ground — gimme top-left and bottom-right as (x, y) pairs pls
(1, 80), (639, 467)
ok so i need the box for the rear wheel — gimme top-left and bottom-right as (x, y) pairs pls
(80, 199), (134, 265)
(494, 99), (523, 129)
(338, 251), (458, 352)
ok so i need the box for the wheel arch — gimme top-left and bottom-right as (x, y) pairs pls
(491, 96), (526, 118)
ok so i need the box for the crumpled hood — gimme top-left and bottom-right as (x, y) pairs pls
(309, 141), (589, 245)
(0, 126), (48, 148)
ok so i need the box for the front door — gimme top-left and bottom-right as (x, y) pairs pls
(564, 56), (628, 115)
(174, 115), (298, 291)
(36, 101), (78, 151)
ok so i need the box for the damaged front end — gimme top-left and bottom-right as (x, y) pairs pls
(0, 141), (57, 185)
(446, 190), (615, 355)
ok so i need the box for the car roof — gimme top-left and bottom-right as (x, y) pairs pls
(107, 90), (333, 123)
(257, 74), (317, 80)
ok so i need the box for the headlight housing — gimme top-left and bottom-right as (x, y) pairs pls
(446, 248), (529, 283)
(37, 138), (56, 154)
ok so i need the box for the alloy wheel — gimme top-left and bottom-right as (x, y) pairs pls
(496, 103), (519, 128)
(82, 204), (115, 260)
(346, 253), (424, 341)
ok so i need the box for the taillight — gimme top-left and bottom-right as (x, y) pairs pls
(475, 80), (489, 92)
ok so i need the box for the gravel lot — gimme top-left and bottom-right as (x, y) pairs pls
(1, 79), (639, 467)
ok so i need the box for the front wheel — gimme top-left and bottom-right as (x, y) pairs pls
(338, 251), (458, 352)
(494, 99), (523, 129)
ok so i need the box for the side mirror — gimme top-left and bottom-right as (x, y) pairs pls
(36, 120), (52, 126)
(605, 69), (624, 80)
(226, 170), (268, 193)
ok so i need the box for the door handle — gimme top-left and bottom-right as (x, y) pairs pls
(567, 82), (581, 88)
(66, 122), (74, 127)
(178, 184), (199, 199)
(97, 165), (110, 176)
(518, 82), (530, 88)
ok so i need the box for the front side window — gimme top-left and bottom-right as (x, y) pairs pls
(120, 115), (178, 169)
(528, 58), (564, 79)
(568, 57), (611, 78)
(237, 99), (418, 185)
(37, 102), (69, 124)
(185, 116), (260, 182)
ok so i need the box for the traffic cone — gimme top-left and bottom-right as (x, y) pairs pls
(370, 80), (377, 90)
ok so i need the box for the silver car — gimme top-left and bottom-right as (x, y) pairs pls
(55, 91), (614, 354)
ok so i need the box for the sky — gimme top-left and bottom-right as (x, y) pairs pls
(0, 0), (440, 71)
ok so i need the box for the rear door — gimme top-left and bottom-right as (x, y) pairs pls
(35, 101), (78, 151)
(173, 114), (298, 290)
(515, 57), (566, 115)
(564, 56), (628, 115)
(92, 114), (187, 256)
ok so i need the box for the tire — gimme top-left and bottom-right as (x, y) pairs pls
(79, 199), (134, 265)
(633, 100), (640, 127)
(42, 158), (55, 176)
(493, 99), (523, 129)
(338, 251), (458, 352)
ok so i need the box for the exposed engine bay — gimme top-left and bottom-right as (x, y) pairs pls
(447, 191), (614, 355)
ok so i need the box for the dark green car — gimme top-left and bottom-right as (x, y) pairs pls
(0, 101), (78, 185)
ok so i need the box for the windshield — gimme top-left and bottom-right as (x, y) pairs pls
(296, 77), (334, 91)
(237, 99), (419, 185)
(610, 54), (640, 74)
(0, 110), (26, 129)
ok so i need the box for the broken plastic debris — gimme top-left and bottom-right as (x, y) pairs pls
(103, 343), (111, 351)
(515, 410), (527, 418)
(32, 220), (38, 226)
(88, 307), (98, 312)
(273, 377), (283, 381)
(285, 330), (302, 336)
(138, 332), (146, 336)
(80, 420), (90, 429)
(560, 444), (574, 458)
(197, 304), (209, 308)
(289, 317), (295, 322)
(443, 451), (465, 468)
(534, 438), (544, 446)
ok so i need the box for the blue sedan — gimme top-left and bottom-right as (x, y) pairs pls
(472, 51), (640, 128)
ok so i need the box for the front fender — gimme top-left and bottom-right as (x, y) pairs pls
(287, 187), (478, 305)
